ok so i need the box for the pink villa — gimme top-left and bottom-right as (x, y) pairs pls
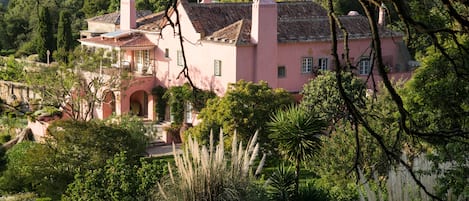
(77, 0), (413, 123)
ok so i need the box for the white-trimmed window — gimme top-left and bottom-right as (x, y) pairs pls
(185, 102), (193, 123)
(214, 60), (222, 76)
(164, 48), (169, 58)
(136, 50), (149, 66)
(302, 57), (313, 73)
(278, 66), (286, 78)
(359, 58), (371, 75)
(318, 58), (328, 71)
(144, 50), (149, 64)
(177, 50), (183, 66)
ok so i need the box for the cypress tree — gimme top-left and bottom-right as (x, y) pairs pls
(56, 10), (72, 63)
(36, 6), (54, 63)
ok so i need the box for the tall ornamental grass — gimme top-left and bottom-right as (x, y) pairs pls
(157, 130), (266, 201)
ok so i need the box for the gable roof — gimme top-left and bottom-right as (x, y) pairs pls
(184, 1), (327, 38)
(206, 19), (252, 45)
(137, 11), (167, 32)
(179, 1), (400, 45)
(87, 10), (154, 25)
(85, 1), (401, 46)
(277, 15), (400, 42)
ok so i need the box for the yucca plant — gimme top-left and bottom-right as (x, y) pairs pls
(158, 129), (265, 201)
(268, 104), (326, 197)
(266, 164), (296, 201)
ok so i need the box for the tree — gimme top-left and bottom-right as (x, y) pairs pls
(0, 119), (147, 199)
(0, 141), (38, 194)
(186, 80), (294, 148)
(268, 105), (327, 198)
(25, 47), (121, 121)
(402, 36), (469, 198)
(321, 0), (469, 199)
(36, 6), (54, 63)
(81, 0), (109, 18)
(0, 56), (25, 82)
(56, 10), (73, 63)
(300, 71), (366, 126)
(63, 152), (167, 201)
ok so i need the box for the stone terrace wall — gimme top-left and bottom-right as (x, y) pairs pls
(0, 80), (41, 105)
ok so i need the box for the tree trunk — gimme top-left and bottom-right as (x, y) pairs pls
(295, 155), (300, 199)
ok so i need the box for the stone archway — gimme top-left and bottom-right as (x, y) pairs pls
(129, 90), (149, 118)
(102, 91), (116, 119)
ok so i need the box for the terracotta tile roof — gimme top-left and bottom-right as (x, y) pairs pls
(180, 2), (399, 45)
(137, 11), (166, 31)
(79, 32), (155, 49)
(184, 1), (326, 38)
(87, 10), (154, 25)
(277, 15), (402, 42)
(205, 19), (251, 45)
(86, 1), (401, 45)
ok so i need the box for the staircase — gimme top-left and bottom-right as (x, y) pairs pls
(143, 121), (172, 146)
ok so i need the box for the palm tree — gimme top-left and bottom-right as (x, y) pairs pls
(268, 105), (326, 197)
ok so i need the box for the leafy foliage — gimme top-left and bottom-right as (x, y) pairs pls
(163, 84), (192, 125)
(25, 48), (122, 121)
(0, 141), (38, 194)
(404, 36), (469, 132)
(0, 119), (148, 199)
(36, 6), (54, 63)
(152, 85), (167, 122)
(186, 80), (294, 148)
(300, 71), (366, 126)
(403, 36), (469, 198)
(63, 152), (167, 201)
(163, 84), (215, 125)
(81, 0), (110, 18)
(55, 10), (73, 63)
(0, 56), (25, 82)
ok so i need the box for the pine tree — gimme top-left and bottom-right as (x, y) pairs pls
(36, 6), (54, 63)
(56, 10), (73, 63)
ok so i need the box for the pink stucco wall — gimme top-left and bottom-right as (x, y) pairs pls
(85, 1), (410, 123)
(274, 37), (405, 92)
(149, 2), (407, 95)
(119, 76), (156, 120)
(153, 3), (237, 95)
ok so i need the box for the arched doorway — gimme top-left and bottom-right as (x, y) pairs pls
(102, 91), (116, 119)
(129, 90), (149, 118)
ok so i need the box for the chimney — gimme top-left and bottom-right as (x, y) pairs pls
(378, 3), (386, 26)
(121, 0), (136, 30)
(251, 0), (278, 85)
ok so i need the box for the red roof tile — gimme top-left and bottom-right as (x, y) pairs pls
(87, 10), (154, 25)
(79, 33), (155, 49)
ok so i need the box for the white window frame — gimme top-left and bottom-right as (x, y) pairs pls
(214, 60), (222, 76)
(278, 66), (286, 78)
(177, 50), (183, 66)
(136, 50), (149, 65)
(318, 58), (328, 71)
(302, 57), (313, 73)
(185, 102), (193, 123)
(359, 58), (371, 75)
